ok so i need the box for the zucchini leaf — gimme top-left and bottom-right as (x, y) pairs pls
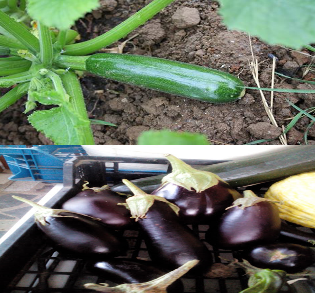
(27, 0), (99, 30)
(26, 72), (93, 144)
(29, 90), (65, 106)
(25, 77), (66, 113)
(137, 130), (210, 145)
(218, 0), (315, 49)
(28, 106), (89, 144)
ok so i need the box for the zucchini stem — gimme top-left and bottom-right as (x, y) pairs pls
(56, 30), (67, 49)
(64, 0), (176, 55)
(0, 46), (10, 55)
(0, 10), (40, 53)
(38, 22), (54, 67)
(0, 70), (34, 87)
(0, 35), (27, 49)
(54, 55), (88, 71)
(60, 71), (95, 145)
(0, 82), (29, 113)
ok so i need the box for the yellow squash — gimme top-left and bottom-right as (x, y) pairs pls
(264, 171), (315, 228)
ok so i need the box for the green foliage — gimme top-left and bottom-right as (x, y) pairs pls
(218, 0), (315, 49)
(27, 0), (99, 30)
(27, 77), (66, 108)
(137, 130), (210, 145)
(0, 0), (183, 145)
(24, 72), (94, 144)
(28, 106), (89, 144)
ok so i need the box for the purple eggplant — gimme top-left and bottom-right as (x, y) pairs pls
(152, 154), (241, 224)
(13, 196), (128, 257)
(86, 258), (184, 293)
(206, 190), (281, 249)
(242, 243), (315, 273)
(62, 182), (133, 230)
(85, 259), (198, 293)
(120, 179), (213, 275)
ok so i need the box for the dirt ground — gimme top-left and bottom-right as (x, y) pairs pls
(1, 0), (315, 145)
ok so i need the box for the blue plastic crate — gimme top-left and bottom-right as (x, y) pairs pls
(0, 145), (87, 183)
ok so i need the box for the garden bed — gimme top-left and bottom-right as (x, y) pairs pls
(1, 0), (314, 145)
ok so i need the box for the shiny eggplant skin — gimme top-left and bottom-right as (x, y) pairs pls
(87, 258), (184, 293)
(152, 181), (236, 224)
(62, 189), (133, 230)
(206, 201), (281, 249)
(138, 200), (212, 274)
(242, 243), (315, 273)
(38, 211), (128, 257)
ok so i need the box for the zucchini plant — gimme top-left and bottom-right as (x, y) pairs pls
(0, 0), (245, 145)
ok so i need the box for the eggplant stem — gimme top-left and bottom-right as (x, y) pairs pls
(82, 181), (110, 192)
(122, 179), (147, 196)
(230, 259), (262, 275)
(12, 195), (102, 226)
(12, 195), (50, 210)
(226, 190), (281, 210)
(287, 278), (307, 284)
(84, 259), (199, 292)
(163, 154), (225, 193)
(13, 195), (55, 226)
(122, 179), (180, 221)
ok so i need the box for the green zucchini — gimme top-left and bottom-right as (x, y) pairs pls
(85, 53), (245, 103)
(111, 146), (315, 194)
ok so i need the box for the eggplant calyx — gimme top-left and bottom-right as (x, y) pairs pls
(84, 259), (198, 292)
(269, 250), (296, 261)
(242, 269), (286, 293)
(82, 181), (110, 192)
(231, 260), (287, 293)
(232, 259), (286, 278)
(121, 179), (180, 221)
(12, 196), (102, 226)
(162, 154), (225, 193)
(226, 190), (279, 210)
(13, 195), (56, 226)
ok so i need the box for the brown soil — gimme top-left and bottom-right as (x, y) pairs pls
(1, 0), (315, 145)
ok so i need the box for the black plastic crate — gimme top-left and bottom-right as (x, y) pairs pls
(0, 156), (314, 293)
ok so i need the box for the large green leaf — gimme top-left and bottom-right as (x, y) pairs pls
(218, 0), (315, 49)
(28, 106), (88, 144)
(27, 0), (99, 30)
(137, 130), (210, 145)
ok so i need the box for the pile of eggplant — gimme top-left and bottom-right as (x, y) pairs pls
(14, 154), (315, 293)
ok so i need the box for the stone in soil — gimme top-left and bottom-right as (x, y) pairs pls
(172, 7), (201, 29)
